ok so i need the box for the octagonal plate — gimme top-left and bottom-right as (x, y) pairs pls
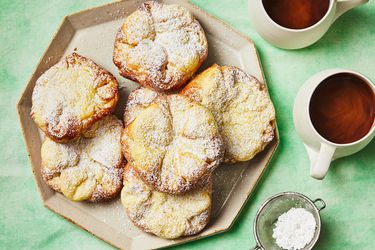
(17, 1), (279, 249)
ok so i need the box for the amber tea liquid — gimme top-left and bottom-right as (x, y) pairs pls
(309, 73), (375, 144)
(262, 0), (330, 29)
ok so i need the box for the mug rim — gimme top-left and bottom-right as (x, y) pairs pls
(306, 69), (375, 147)
(260, 0), (334, 32)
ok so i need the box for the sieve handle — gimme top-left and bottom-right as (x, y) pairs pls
(313, 198), (326, 212)
(252, 246), (262, 250)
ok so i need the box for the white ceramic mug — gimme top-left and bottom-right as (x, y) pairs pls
(293, 69), (375, 179)
(248, 0), (369, 49)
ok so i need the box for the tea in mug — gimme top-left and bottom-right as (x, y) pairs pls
(262, 0), (330, 29)
(309, 73), (375, 144)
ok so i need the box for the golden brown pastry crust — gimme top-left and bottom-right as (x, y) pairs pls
(113, 1), (208, 92)
(41, 115), (125, 202)
(121, 87), (223, 194)
(31, 53), (119, 143)
(121, 164), (212, 239)
(181, 64), (276, 163)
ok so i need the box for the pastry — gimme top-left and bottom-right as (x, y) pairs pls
(121, 164), (212, 239)
(113, 1), (208, 92)
(41, 115), (124, 202)
(31, 53), (119, 143)
(122, 87), (223, 194)
(181, 64), (276, 163)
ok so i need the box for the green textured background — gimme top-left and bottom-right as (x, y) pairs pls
(1, 0), (374, 249)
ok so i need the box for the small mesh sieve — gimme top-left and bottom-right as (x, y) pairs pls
(252, 192), (326, 250)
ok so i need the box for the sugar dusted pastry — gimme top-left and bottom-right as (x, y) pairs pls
(182, 64), (276, 163)
(113, 1), (208, 92)
(41, 115), (124, 202)
(121, 164), (212, 239)
(31, 53), (118, 143)
(122, 87), (223, 194)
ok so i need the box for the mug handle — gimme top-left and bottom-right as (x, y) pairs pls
(310, 143), (336, 180)
(334, 0), (369, 20)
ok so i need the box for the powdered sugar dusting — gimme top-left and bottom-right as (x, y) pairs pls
(113, 1), (208, 91)
(122, 88), (223, 194)
(31, 53), (118, 142)
(182, 65), (275, 163)
(41, 115), (124, 202)
(121, 165), (212, 239)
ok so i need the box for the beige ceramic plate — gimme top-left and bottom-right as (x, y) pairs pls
(17, 0), (279, 249)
